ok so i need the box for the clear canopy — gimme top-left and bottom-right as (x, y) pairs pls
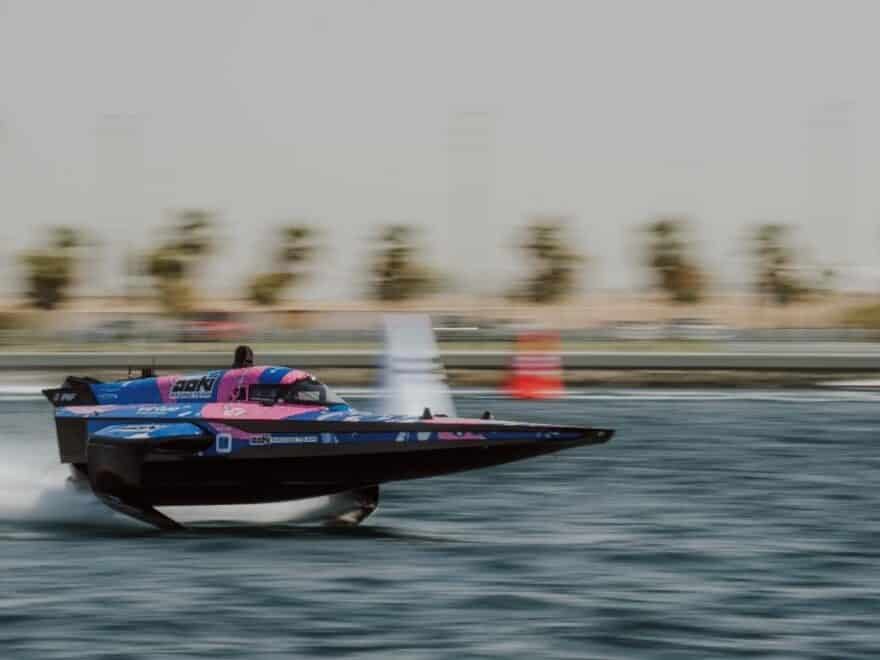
(248, 378), (346, 406)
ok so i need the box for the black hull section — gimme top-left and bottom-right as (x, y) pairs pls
(93, 438), (591, 507)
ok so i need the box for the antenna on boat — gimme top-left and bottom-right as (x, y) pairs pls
(141, 356), (156, 379)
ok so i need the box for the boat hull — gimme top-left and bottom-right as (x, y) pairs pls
(123, 436), (599, 506)
(81, 420), (609, 507)
(46, 364), (614, 529)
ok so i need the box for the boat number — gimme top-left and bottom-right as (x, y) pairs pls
(222, 406), (247, 417)
(216, 433), (232, 454)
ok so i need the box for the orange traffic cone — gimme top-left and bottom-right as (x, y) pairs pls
(504, 330), (565, 399)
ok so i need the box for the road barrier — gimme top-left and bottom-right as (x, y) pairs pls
(3, 350), (880, 372)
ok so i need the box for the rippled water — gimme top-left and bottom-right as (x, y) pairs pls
(0, 390), (878, 659)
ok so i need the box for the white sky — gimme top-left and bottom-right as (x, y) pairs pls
(1, 0), (879, 299)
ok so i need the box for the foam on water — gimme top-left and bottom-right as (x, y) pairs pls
(0, 425), (354, 529)
(0, 432), (141, 529)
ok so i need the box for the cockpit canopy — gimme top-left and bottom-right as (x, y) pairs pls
(247, 377), (346, 406)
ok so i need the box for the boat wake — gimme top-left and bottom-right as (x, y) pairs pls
(0, 449), (130, 528)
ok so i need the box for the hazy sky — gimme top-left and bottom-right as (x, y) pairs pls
(1, 0), (879, 299)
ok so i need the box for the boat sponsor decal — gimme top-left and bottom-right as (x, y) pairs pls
(105, 424), (160, 432)
(246, 433), (323, 446)
(51, 391), (79, 405)
(268, 434), (320, 445)
(170, 375), (218, 400)
(92, 422), (208, 442)
(102, 424), (161, 439)
(136, 405), (188, 416)
(222, 405), (247, 417)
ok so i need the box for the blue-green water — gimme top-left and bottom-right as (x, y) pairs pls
(0, 390), (878, 659)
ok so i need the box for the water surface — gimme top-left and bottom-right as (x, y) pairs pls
(0, 390), (878, 658)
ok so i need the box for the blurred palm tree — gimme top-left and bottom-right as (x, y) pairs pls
(21, 226), (83, 310)
(751, 223), (809, 305)
(248, 224), (317, 306)
(370, 224), (438, 302)
(510, 217), (582, 303)
(145, 210), (216, 314)
(644, 218), (705, 303)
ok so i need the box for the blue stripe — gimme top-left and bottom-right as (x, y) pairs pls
(93, 379), (164, 405)
(258, 367), (292, 385)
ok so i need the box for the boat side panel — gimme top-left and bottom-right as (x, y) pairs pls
(139, 440), (584, 506)
(55, 402), (611, 463)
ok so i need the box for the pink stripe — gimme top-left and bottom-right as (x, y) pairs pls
(215, 367), (268, 403)
(200, 402), (322, 420)
(280, 369), (310, 384)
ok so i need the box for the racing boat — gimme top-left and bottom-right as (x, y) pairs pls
(43, 351), (613, 530)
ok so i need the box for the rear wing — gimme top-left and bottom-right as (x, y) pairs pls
(42, 376), (100, 407)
